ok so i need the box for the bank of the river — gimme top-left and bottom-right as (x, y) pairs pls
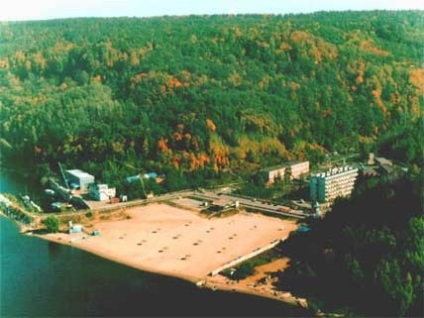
(1, 215), (309, 317)
(1, 171), (311, 317)
(33, 202), (309, 311)
(38, 231), (306, 308)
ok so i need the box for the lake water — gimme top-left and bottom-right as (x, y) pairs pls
(0, 171), (306, 317)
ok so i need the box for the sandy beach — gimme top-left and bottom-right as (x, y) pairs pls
(40, 203), (304, 306)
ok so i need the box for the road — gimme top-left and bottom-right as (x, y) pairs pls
(15, 188), (307, 227)
(193, 191), (306, 219)
(85, 189), (307, 219)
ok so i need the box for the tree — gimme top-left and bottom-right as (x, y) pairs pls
(1, 12), (423, 190)
(124, 180), (146, 200)
(232, 263), (255, 280)
(278, 174), (423, 316)
(42, 216), (60, 233)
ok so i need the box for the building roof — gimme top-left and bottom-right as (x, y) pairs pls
(66, 169), (94, 179)
(311, 166), (358, 179)
(375, 157), (393, 166)
(260, 161), (309, 173)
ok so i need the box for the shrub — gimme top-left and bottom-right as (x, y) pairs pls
(42, 216), (60, 233)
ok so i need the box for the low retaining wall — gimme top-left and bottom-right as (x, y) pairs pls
(209, 239), (282, 276)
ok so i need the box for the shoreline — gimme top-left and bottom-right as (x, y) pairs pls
(36, 232), (308, 310)
(37, 231), (200, 283)
(6, 202), (309, 311)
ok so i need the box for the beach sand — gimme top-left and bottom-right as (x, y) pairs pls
(41, 203), (303, 306)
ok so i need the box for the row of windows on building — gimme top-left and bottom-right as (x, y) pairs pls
(310, 166), (358, 203)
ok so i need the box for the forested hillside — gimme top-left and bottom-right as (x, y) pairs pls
(0, 11), (423, 186)
(278, 173), (423, 316)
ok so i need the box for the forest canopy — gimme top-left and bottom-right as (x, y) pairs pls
(278, 174), (423, 316)
(0, 11), (423, 185)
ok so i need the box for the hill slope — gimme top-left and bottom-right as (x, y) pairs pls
(0, 11), (423, 185)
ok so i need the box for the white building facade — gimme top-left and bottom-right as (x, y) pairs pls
(310, 166), (358, 203)
(89, 184), (116, 201)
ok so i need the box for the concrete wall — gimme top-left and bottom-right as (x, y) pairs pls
(209, 239), (283, 276)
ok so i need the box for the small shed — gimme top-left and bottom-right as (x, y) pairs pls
(69, 224), (84, 234)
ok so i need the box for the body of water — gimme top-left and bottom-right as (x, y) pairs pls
(0, 170), (306, 317)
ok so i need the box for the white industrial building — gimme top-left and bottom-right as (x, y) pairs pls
(310, 166), (358, 203)
(65, 169), (95, 190)
(89, 183), (116, 201)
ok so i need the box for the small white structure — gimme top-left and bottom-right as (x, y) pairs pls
(89, 183), (116, 201)
(69, 224), (83, 234)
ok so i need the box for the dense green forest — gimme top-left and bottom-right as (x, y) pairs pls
(0, 11), (423, 188)
(278, 173), (423, 316)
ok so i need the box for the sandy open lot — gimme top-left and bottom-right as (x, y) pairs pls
(44, 203), (298, 282)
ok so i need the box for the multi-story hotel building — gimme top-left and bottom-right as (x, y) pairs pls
(310, 166), (358, 203)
